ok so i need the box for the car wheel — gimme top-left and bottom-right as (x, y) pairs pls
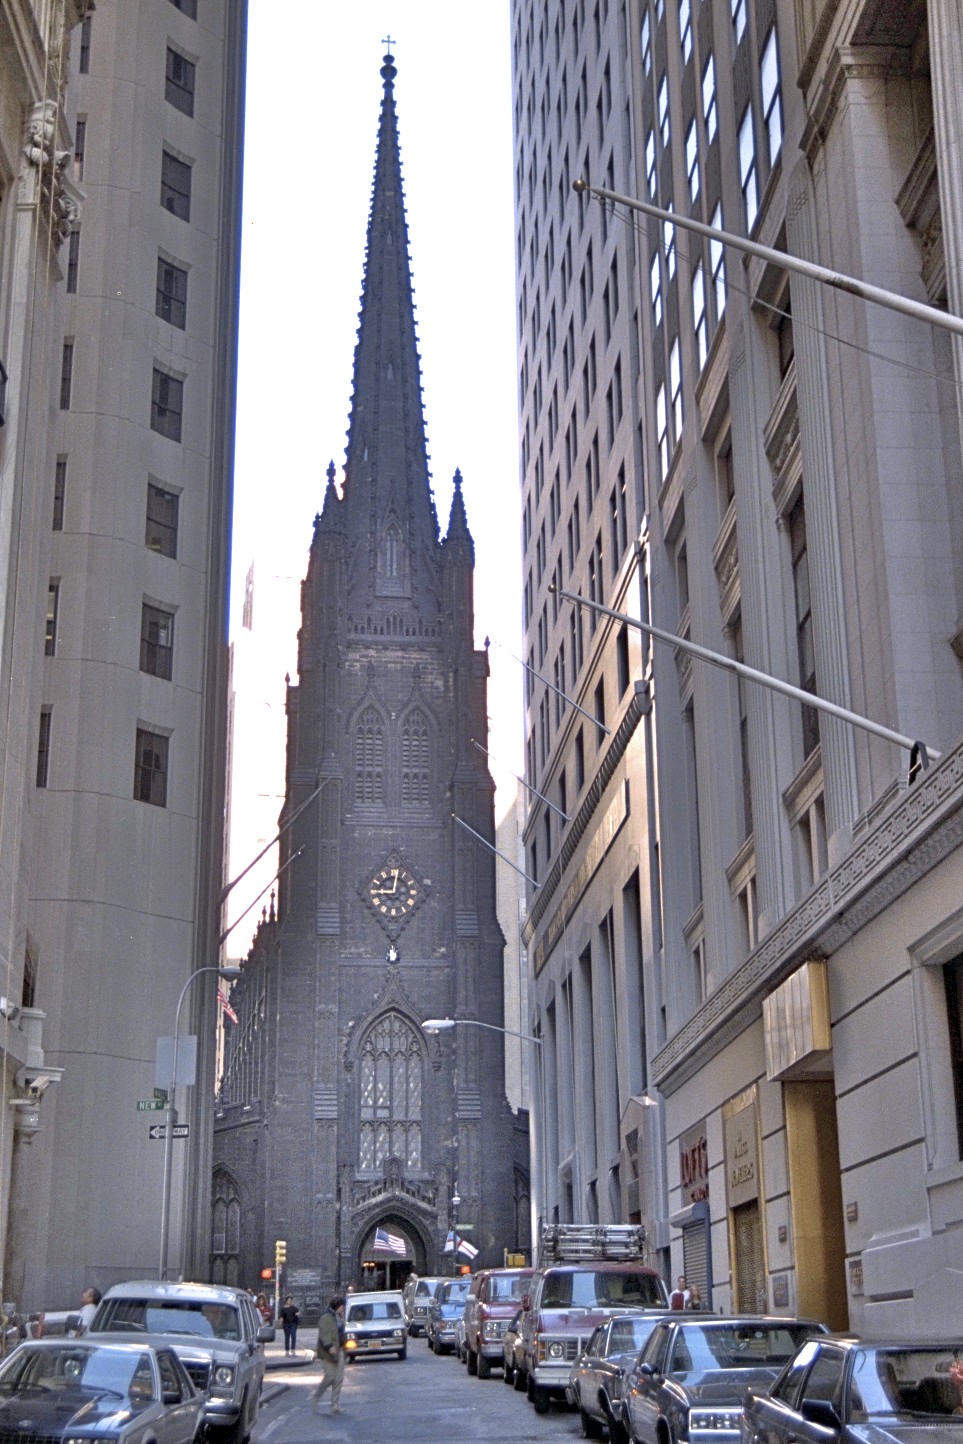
(398, 1346), (407, 1360)
(211, 1396), (247, 1444)
(513, 1364), (528, 1392)
(466, 1346), (478, 1376)
(605, 1408), (629, 1444)
(529, 1380), (551, 1415)
(580, 1406), (604, 1439)
(503, 1359), (515, 1385)
(477, 1351), (492, 1379)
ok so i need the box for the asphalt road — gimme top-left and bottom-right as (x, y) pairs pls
(256, 1334), (588, 1442)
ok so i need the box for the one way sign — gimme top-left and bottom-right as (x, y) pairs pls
(148, 1123), (190, 1140)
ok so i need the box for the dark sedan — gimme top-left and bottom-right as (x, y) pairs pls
(426, 1277), (473, 1356)
(0, 1338), (204, 1444)
(621, 1316), (825, 1444)
(569, 1314), (667, 1442)
(742, 1336), (963, 1444)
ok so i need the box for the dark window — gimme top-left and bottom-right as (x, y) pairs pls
(169, 0), (197, 15)
(0, 358), (7, 427)
(60, 341), (73, 409)
(78, 14), (92, 72)
(146, 482), (179, 557)
(22, 948), (37, 1010)
(45, 582), (59, 656)
(135, 728), (169, 807)
(165, 47), (195, 116)
(594, 677), (606, 747)
(558, 768), (568, 819)
(156, 258), (188, 328)
(617, 624), (630, 697)
(140, 603), (174, 680)
(777, 299), (794, 378)
(790, 494), (819, 756)
(160, 150), (192, 220)
(53, 458), (66, 530)
(151, 367), (183, 441)
(36, 708), (52, 788)
(575, 726), (585, 791)
(73, 118), (86, 180)
(945, 956), (963, 1158)
(66, 229), (80, 292)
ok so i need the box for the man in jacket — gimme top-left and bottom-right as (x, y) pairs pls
(313, 1296), (346, 1414)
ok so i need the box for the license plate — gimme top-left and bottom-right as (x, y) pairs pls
(368, 1340), (381, 1349)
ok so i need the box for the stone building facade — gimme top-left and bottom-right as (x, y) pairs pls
(513, 0), (963, 1338)
(213, 55), (528, 1302)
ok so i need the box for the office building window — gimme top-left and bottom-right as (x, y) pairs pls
(760, 28), (783, 167)
(945, 957), (963, 1159)
(731, 0), (746, 42)
(710, 203), (726, 317)
(151, 367), (183, 441)
(640, 11), (651, 73)
(45, 582), (59, 656)
(656, 382), (669, 476)
(60, 341), (73, 410)
(790, 494), (819, 757)
(665, 207), (676, 278)
(702, 54), (717, 141)
(161, 150), (192, 220)
(156, 258), (188, 328)
(692, 263), (707, 369)
(658, 74), (670, 146)
(739, 106), (758, 229)
(670, 337), (683, 437)
(78, 14), (92, 72)
(617, 624), (630, 697)
(146, 481), (179, 557)
(575, 726), (585, 791)
(36, 709), (52, 788)
(73, 118), (86, 181)
(135, 728), (169, 807)
(66, 229), (80, 293)
(594, 677), (606, 747)
(165, 47), (195, 116)
(169, 0), (197, 16)
(686, 122), (699, 203)
(53, 458), (66, 530)
(645, 129), (656, 196)
(140, 603), (175, 680)
(679, 0), (692, 61)
(650, 252), (662, 327)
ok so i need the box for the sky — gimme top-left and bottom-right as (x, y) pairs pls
(224, 3), (524, 942)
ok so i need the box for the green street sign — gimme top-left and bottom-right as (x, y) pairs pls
(137, 1098), (165, 1111)
(154, 1088), (168, 1102)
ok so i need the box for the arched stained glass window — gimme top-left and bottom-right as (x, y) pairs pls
(211, 1169), (241, 1285)
(401, 708), (430, 806)
(355, 707), (385, 804)
(359, 1012), (422, 1171)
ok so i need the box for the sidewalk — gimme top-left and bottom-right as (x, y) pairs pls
(265, 1333), (315, 1372)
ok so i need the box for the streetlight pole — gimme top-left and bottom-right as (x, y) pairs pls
(421, 1017), (543, 1047)
(159, 964), (240, 1280)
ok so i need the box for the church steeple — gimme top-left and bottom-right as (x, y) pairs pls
(342, 50), (439, 567)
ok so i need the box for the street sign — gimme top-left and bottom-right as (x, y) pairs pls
(137, 1099), (165, 1111)
(148, 1123), (189, 1140)
(153, 1087), (168, 1102)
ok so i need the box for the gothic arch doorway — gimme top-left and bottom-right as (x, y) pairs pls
(357, 1216), (427, 1292)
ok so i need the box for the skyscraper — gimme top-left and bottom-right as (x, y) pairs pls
(213, 53), (528, 1295)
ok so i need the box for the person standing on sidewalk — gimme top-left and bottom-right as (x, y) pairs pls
(279, 1296), (299, 1355)
(312, 1296), (346, 1415)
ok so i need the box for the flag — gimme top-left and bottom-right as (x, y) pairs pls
(217, 987), (238, 1024)
(374, 1226), (407, 1256)
(457, 1235), (479, 1262)
(443, 1229), (455, 1254)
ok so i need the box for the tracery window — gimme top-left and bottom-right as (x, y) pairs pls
(401, 708), (430, 805)
(210, 1170), (241, 1286)
(355, 707), (385, 805)
(359, 1013), (423, 1171)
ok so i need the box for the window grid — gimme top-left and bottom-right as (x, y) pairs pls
(53, 458), (66, 531)
(645, 130), (657, 196)
(146, 482), (179, 557)
(66, 229), (80, 293)
(658, 75), (670, 147)
(45, 582), (59, 656)
(59, 341), (73, 410)
(640, 10), (651, 72)
(151, 367), (183, 441)
(760, 29), (783, 167)
(165, 47), (195, 116)
(36, 709), (52, 788)
(140, 603), (175, 680)
(710, 203), (726, 318)
(732, 0), (746, 42)
(78, 14), (92, 72)
(738, 106), (758, 229)
(692, 263), (707, 369)
(157, 258), (188, 328)
(686, 122), (699, 203)
(679, 0), (692, 61)
(669, 337), (683, 438)
(73, 118), (86, 180)
(702, 55), (717, 141)
(401, 709), (431, 806)
(135, 728), (169, 807)
(355, 707), (386, 805)
(161, 150), (192, 221)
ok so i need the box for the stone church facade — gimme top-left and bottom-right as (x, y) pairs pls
(212, 54), (528, 1302)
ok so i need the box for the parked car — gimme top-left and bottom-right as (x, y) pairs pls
(0, 1337), (205, 1444)
(89, 1279), (271, 1444)
(519, 1260), (668, 1414)
(342, 1290), (407, 1361)
(426, 1277), (473, 1356)
(502, 1307), (527, 1388)
(454, 1281), (477, 1365)
(463, 1267), (533, 1378)
(569, 1314), (669, 1442)
(742, 1335), (963, 1444)
(621, 1316), (826, 1444)
(402, 1275), (445, 1338)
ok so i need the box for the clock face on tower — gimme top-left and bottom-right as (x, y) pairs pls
(367, 862), (419, 918)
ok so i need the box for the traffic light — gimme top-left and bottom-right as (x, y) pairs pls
(260, 1267), (273, 1281)
(275, 1239), (287, 1268)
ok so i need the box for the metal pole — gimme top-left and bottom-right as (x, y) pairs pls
(575, 179), (963, 342)
(552, 585), (941, 761)
(451, 813), (540, 886)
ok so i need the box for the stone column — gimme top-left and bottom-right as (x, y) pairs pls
(928, 0), (963, 455)
(785, 159), (859, 859)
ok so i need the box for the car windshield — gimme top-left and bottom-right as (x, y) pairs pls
(443, 1280), (472, 1302)
(609, 1319), (659, 1354)
(669, 1324), (816, 1374)
(850, 1349), (963, 1419)
(347, 1300), (402, 1322)
(95, 1298), (241, 1340)
(542, 1270), (664, 1309)
(490, 1276), (528, 1302)
(0, 1345), (156, 1406)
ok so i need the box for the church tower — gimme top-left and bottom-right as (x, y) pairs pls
(213, 53), (527, 1295)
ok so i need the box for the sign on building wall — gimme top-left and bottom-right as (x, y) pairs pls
(679, 1120), (709, 1206)
(723, 1089), (760, 1209)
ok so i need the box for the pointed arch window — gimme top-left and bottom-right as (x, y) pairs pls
(355, 707), (385, 805)
(383, 523), (400, 579)
(359, 1012), (423, 1171)
(210, 1170), (241, 1286)
(401, 708), (431, 806)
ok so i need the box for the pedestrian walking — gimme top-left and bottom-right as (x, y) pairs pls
(313, 1295), (346, 1415)
(279, 1295), (299, 1355)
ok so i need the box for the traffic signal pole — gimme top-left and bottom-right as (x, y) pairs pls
(274, 1239), (286, 1323)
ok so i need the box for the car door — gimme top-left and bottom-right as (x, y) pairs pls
(747, 1341), (846, 1444)
(155, 1348), (199, 1444)
(625, 1322), (672, 1444)
(576, 1325), (607, 1408)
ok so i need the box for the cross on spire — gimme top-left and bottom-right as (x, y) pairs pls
(382, 35), (395, 54)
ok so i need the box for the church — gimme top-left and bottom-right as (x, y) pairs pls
(212, 52), (529, 1302)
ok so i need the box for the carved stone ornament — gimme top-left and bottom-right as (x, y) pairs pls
(20, 100), (82, 250)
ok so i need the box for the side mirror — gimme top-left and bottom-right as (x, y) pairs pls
(256, 1324), (275, 1344)
(801, 1399), (841, 1433)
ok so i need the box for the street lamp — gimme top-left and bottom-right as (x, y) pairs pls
(159, 964), (241, 1280)
(421, 1017), (543, 1047)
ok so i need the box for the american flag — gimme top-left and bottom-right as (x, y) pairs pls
(374, 1226), (407, 1256)
(217, 987), (239, 1024)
